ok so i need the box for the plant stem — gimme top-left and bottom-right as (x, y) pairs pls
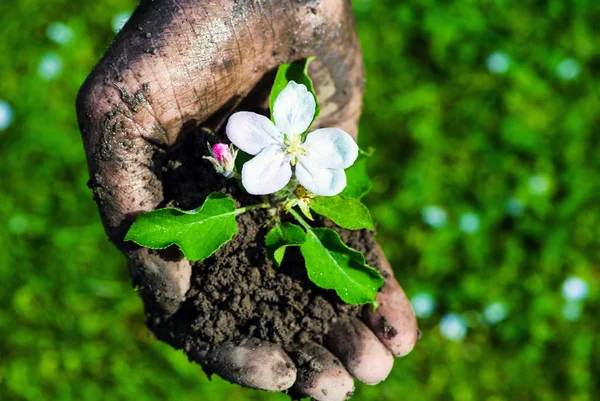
(235, 202), (271, 215)
(288, 208), (312, 230)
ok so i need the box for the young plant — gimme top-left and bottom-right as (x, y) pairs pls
(125, 58), (384, 306)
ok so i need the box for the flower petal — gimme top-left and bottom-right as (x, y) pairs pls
(227, 112), (283, 155)
(296, 162), (346, 196)
(303, 128), (359, 169)
(242, 146), (292, 195)
(273, 81), (316, 135)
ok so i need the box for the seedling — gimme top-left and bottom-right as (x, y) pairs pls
(125, 59), (384, 306)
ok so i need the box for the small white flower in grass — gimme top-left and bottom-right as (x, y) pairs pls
(411, 292), (435, 318)
(487, 52), (510, 74)
(421, 205), (447, 228)
(483, 302), (508, 324)
(561, 277), (589, 302)
(0, 100), (14, 131)
(46, 22), (74, 45)
(459, 212), (480, 234)
(528, 175), (549, 195)
(226, 81), (358, 196)
(204, 143), (237, 178)
(556, 58), (580, 81)
(38, 53), (63, 80)
(439, 313), (467, 342)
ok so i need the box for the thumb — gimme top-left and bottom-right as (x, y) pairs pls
(77, 0), (364, 245)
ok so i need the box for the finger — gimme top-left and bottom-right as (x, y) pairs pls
(362, 245), (419, 357)
(291, 343), (355, 401)
(127, 247), (191, 318)
(326, 317), (393, 385)
(190, 337), (296, 392)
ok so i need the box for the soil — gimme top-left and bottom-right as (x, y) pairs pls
(148, 126), (383, 357)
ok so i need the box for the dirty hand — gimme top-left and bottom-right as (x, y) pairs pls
(76, 1), (418, 400)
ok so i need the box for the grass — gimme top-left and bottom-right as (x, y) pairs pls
(1, 0), (598, 400)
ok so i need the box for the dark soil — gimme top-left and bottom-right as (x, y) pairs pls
(149, 126), (382, 356)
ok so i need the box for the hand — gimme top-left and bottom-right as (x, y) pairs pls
(76, 1), (418, 400)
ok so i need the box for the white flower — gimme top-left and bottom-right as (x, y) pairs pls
(226, 81), (358, 196)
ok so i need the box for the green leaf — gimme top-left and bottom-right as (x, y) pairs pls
(269, 57), (320, 130)
(234, 149), (252, 174)
(311, 195), (374, 231)
(265, 222), (307, 266)
(341, 151), (372, 199)
(300, 228), (384, 305)
(124, 192), (237, 261)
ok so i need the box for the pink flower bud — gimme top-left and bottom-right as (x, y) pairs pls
(212, 143), (232, 164)
(204, 142), (238, 179)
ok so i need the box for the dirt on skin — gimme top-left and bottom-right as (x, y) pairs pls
(148, 126), (383, 358)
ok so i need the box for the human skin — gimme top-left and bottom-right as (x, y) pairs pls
(76, 1), (418, 400)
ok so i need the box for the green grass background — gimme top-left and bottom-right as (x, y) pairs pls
(1, 0), (599, 400)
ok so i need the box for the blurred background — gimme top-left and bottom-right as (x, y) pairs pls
(1, 0), (599, 400)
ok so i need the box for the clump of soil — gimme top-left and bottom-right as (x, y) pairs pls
(148, 126), (382, 354)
